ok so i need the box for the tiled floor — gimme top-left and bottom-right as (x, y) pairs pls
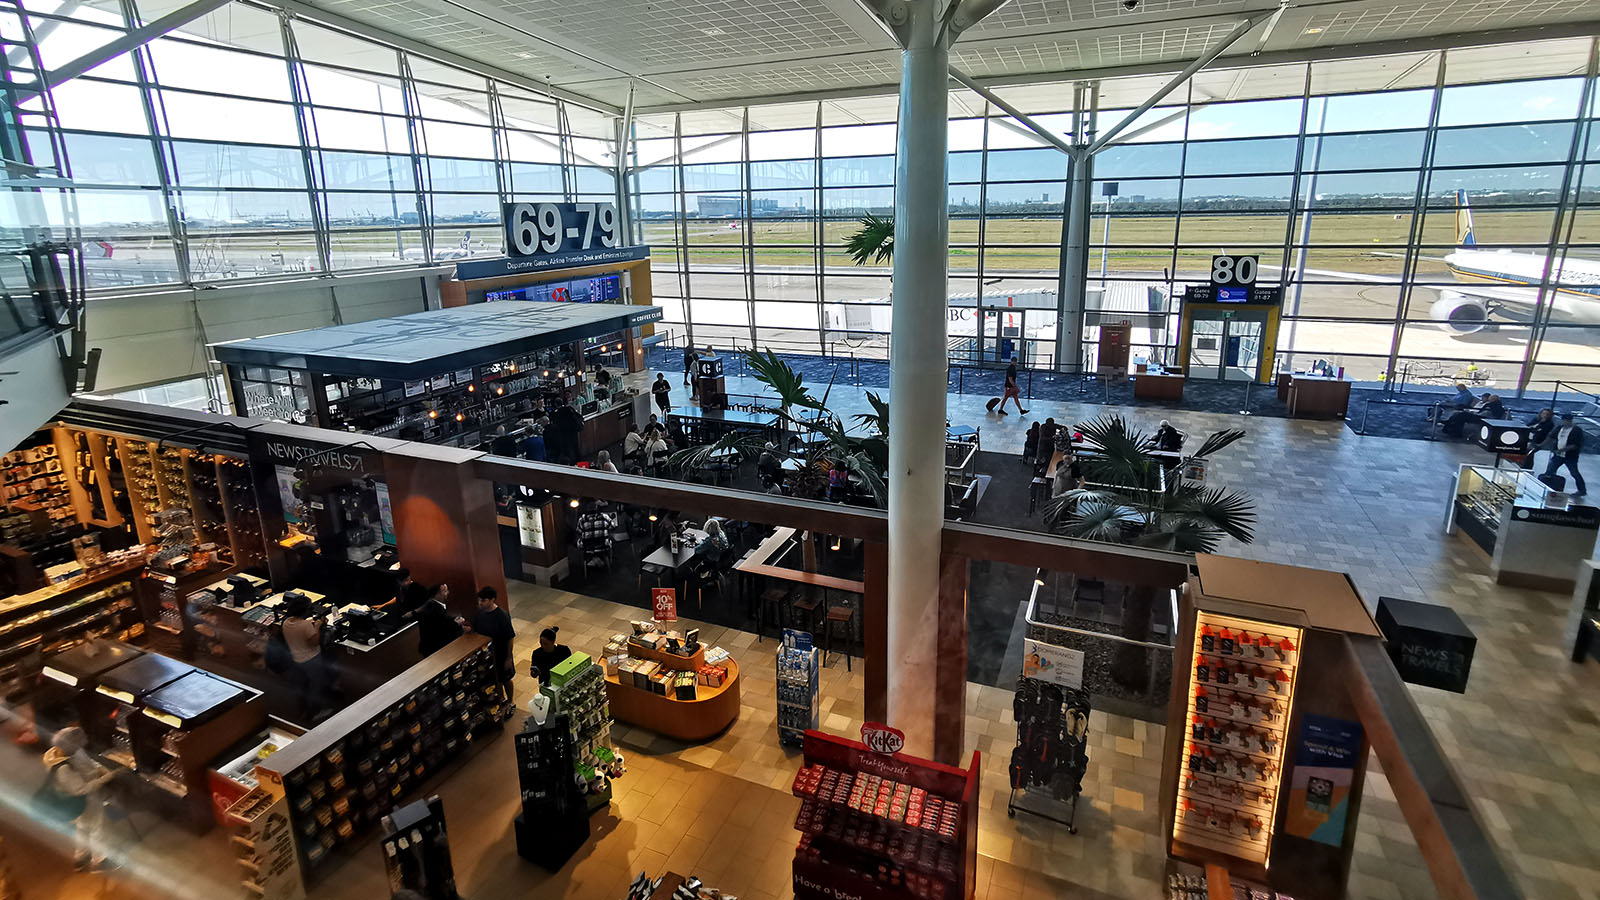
(6, 368), (1599, 900)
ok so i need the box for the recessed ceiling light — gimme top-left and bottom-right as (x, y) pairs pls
(1303, 26), (1323, 34)
(701, 27), (725, 36)
(516, 52), (532, 59)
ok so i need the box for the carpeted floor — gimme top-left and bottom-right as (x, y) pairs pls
(647, 347), (1300, 418)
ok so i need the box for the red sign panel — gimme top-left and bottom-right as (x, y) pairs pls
(652, 587), (677, 622)
(860, 722), (905, 756)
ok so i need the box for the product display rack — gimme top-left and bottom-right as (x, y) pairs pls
(776, 630), (819, 747)
(75, 648), (267, 830)
(790, 730), (980, 900)
(1006, 677), (1089, 831)
(254, 635), (502, 883)
(1172, 612), (1301, 867)
(511, 712), (591, 870)
(546, 652), (620, 812)
(0, 561), (145, 696)
(603, 626), (741, 742)
(225, 786), (307, 900)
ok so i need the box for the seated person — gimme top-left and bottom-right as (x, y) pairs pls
(1153, 420), (1184, 452)
(1450, 382), (1477, 409)
(757, 446), (782, 484)
(595, 450), (618, 473)
(1023, 422), (1040, 462)
(642, 414), (667, 437)
(623, 427), (645, 461)
(1443, 393), (1505, 437)
(695, 519), (731, 559)
(642, 433), (670, 468)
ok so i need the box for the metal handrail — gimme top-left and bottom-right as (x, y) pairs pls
(1022, 577), (1179, 651)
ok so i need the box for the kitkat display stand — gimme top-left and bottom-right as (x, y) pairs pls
(790, 727), (979, 900)
(1159, 556), (1382, 900)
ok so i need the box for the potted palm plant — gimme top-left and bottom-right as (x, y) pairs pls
(1043, 414), (1256, 688)
(666, 350), (888, 507)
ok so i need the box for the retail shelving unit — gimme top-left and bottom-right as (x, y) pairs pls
(790, 729), (980, 900)
(776, 630), (819, 747)
(1172, 612), (1300, 864)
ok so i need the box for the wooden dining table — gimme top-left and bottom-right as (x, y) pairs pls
(642, 526), (711, 571)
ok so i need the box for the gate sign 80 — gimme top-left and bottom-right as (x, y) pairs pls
(1210, 254), (1259, 287)
(504, 202), (619, 257)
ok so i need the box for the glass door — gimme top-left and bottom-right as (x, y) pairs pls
(1188, 318), (1224, 380)
(1224, 318), (1263, 382)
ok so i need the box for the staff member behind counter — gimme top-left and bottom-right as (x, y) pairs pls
(373, 568), (428, 619)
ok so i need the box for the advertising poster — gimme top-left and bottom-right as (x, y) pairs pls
(274, 465), (301, 525)
(374, 481), (396, 545)
(1284, 714), (1363, 846)
(652, 587), (677, 622)
(1021, 638), (1084, 689)
(515, 503), (545, 550)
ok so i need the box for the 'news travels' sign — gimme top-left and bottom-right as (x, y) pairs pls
(1375, 595), (1476, 693)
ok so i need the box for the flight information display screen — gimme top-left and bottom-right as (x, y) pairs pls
(486, 273), (621, 304)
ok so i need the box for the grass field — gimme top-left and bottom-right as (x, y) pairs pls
(644, 210), (1600, 274)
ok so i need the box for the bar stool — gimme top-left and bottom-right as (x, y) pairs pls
(824, 602), (856, 672)
(791, 588), (822, 636)
(757, 586), (789, 641)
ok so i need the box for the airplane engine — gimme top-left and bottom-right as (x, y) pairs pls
(1431, 291), (1490, 335)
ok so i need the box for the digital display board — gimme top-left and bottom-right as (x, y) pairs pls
(486, 273), (621, 304)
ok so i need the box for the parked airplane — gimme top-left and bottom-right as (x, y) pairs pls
(1430, 190), (1600, 333)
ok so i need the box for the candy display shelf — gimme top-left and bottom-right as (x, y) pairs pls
(789, 730), (979, 900)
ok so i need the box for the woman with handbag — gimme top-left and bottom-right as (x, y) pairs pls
(37, 727), (114, 870)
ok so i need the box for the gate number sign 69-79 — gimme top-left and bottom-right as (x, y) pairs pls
(505, 201), (619, 257)
(1210, 254), (1258, 287)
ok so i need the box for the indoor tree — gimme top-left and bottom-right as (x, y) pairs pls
(667, 350), (887, 507)
(1042, 414), (1256, 688)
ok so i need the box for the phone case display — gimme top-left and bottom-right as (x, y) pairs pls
(1007, 678), (1089, 831)
(255, 637), (501, 879)
(776, 632), (819, 747)
(512, 713), (591, 870)
(224, 787), (307, 900)
(380, 795), (459, 900)
(546, 653), (623, 811)
(790, 730), (980, 900)
(1173, 613), (1301, 866)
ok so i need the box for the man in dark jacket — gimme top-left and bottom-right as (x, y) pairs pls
(415, 585), (464, 656)
(467, 587), (515, 700)
(1543, 412), (1587, 496)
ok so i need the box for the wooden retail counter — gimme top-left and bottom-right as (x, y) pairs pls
(578, 401), (635, 457)
(1283, 374), (1352, 418)
(603, 642), (740, 742)
(1134, 372), (1186, 401)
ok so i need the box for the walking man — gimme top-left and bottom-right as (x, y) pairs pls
(1543, 412), (1587, 496)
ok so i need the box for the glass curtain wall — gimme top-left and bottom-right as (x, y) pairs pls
(633, 37), (1600, 393)
(9, 0), (614, 287)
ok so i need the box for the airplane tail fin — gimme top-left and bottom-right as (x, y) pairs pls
(1455, 189), (1476, 247)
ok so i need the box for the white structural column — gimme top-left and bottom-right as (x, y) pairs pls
(886, 0), (950, 758)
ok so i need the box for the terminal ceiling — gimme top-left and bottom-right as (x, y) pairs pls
(230, 0), (1600, 120)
